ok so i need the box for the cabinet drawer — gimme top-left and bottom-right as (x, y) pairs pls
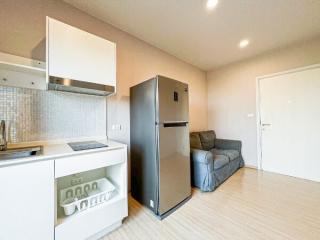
(55, 197), (127, 240)
(55, 148), (126, 178)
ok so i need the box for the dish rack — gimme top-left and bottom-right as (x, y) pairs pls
(60, 178), (116, 216)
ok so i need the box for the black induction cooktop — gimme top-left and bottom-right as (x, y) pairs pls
(68, 141), (108, 151)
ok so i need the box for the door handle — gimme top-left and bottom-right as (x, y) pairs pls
(261, 123), (271, 131)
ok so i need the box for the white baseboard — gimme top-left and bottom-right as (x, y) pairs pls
(87, 221), (122, 240)
(245, 164), (258, 169)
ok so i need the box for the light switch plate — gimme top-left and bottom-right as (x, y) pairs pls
(111, 124), (122, 131)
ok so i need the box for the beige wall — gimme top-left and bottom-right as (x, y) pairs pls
(0, 0), (208, 147)
(207, 37), (320, 167)
(3, 0), (319, 170)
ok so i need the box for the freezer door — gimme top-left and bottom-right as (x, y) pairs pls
(157, 122), (191, 215)
(157, 76), (189, 122)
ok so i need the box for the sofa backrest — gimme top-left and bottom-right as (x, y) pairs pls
(190, 130), (216, 150)
(190, 132), (203, 149)
(199, 131), (216, 150)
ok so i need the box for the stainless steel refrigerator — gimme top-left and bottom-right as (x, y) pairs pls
(130, 75), (191, 219)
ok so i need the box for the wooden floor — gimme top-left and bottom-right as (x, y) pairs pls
(103, 168), (320, 240)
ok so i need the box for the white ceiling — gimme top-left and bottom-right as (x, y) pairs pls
(63, 0), (320, 70)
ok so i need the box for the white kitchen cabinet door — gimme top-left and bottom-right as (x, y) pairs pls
(47, 17), (116, 88)
(0, 160), (55, 240)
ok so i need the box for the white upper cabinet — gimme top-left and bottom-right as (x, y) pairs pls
(0, 52), (46, 90)
(46, 17), (116, 91)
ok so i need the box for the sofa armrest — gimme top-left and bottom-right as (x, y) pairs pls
(190, 148), (213, 165)
(215, 138), (242, 151)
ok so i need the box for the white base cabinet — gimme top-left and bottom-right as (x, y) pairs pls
(0, 145), (127, 240)
(54, 147), (128, 240)
(55, 197), (127, 240)
(0, 161), (55, 240)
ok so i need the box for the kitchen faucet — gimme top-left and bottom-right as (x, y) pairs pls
(0, 120), (7, 151)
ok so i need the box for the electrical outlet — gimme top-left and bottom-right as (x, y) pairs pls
(71, 177), (83, 186)
(150, 200), (154, 208)
(111, 124), (122, 131)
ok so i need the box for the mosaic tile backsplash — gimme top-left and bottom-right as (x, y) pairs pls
(0, 86), (106, 143)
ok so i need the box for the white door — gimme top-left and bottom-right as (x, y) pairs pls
(0, 161), (55, 240)
(259, 65), (320, 182)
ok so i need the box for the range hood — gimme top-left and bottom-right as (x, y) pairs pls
(46, 17), (117, 97)
(48, 76), (115, 96)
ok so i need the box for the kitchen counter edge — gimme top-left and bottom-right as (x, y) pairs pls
(0, 139), (127, 168)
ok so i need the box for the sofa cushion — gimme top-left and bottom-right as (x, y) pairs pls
(199, 131), (216, 150)
(190, 132), (202, 149)
(213, 154), (229, 170)
(212, 148), (240, 161)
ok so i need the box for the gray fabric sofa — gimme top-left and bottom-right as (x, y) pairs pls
(190, 130), (244, 191)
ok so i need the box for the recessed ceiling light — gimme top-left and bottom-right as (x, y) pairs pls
(206, 0), (218, 10)
(239, 39), (250, 48)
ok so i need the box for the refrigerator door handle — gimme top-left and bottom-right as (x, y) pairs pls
(160, 121), (188, 128)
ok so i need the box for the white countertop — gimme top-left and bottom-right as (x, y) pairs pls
(0, 137), (126, 168)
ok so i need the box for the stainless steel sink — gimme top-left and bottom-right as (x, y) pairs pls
(0, 146), (42, 160)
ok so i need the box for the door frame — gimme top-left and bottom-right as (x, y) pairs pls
(255, 63), (320, 170)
